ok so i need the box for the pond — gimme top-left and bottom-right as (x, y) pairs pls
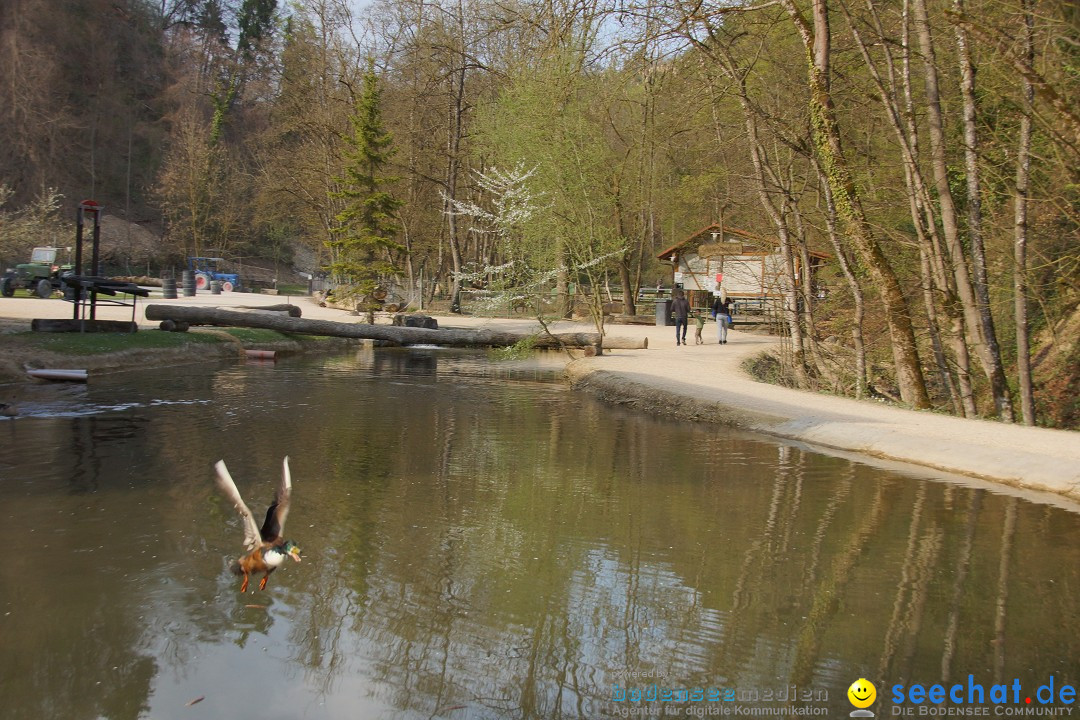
(0, 348), (1078, 720)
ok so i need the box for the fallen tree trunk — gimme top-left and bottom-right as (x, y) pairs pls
(27, 368), (88, 382)
(229, 304), (302, 317)
(144, 305), (647, 351)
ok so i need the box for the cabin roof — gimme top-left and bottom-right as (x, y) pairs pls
(657, 223), (830, 261)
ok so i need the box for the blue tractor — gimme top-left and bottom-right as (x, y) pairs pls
(187, 257), (241, 292)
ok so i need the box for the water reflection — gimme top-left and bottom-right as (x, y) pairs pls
(0, 349), (1078, 719)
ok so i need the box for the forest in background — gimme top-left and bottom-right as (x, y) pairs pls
(0, 0), (1077, 427)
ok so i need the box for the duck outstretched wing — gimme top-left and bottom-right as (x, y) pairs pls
(214, 459), (262, 552)
(259, 456), (291, 542)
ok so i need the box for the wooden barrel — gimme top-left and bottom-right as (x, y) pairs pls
(162, 277), (177, 299)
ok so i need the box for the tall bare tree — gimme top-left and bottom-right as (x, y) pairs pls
(780, 0), (931, 408)
(1012, 0), (1037, 425)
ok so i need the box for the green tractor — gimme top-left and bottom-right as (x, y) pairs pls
(1, 247), (73, 298)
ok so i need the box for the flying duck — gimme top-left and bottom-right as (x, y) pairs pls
(214, 456), (302, 592)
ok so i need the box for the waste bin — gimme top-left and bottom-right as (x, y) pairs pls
(655, 299), (673, 327)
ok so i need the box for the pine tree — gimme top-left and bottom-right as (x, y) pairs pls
(329, 66), (403, 294)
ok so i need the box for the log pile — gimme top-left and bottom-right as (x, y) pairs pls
(144, 304), (648, 351)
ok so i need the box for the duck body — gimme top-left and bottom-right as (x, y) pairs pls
(231, 540), (302, 592)
(215, 457), (302, 593)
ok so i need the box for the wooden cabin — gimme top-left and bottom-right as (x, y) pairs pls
(657, 224), (829, 313)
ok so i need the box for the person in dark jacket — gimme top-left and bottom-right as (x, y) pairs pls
(671, 290), (691, 346)
(711, 295), (733, 344)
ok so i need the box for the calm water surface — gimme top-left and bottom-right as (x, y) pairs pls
(0, 348), (1077, 720)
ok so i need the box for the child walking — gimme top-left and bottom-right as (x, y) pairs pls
(694, 311), (705, 345)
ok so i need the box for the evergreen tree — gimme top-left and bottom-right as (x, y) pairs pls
(329, 66), (403, 294)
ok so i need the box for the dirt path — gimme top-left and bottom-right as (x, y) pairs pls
(2, 292), (1078, 502)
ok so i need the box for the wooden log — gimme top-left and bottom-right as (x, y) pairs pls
(603, 335), (648, 350)
(144, 304), (646, 351)
(27, 368), (88, 382)
(230, 304), (302, 317)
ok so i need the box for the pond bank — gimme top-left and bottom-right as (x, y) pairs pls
(0, 320), (362, 385)
(1, 294), (1078, 502)
(564, 330), (1080, 503)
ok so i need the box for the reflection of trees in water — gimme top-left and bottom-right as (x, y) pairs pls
(281, 387), (1080, 717)
(939, 490), (981, 682)
(5, 355), (1080, 720)
(992, 498), (1018, 685)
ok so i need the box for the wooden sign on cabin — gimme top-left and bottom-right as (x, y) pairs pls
(698, 241), (744, 256)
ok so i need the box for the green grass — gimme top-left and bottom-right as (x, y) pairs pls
(273, 283), (309, 296)
(5, 326), (350, 361)
(8, 329), (223, 355)
(2, 289), (56, 299)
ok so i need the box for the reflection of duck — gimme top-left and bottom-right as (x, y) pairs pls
(214, 456), (302, 592)
(0, 403), (15, 417)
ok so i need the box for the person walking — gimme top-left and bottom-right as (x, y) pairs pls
(711, 295), (733, 344)
(693, 311), (705, 345)
(671, 290), (691, 346)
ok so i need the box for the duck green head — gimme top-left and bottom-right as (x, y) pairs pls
(282, 540), (302, 562)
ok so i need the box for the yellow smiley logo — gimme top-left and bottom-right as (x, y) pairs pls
(848, 678), (877, 709)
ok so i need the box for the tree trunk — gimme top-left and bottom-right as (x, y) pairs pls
(919, 246), (962, 414)
(792, 197), (835, 387)
(843, 0), (973, 414)
(613, 181), (638, 317)
(912, 0), (1009, 417)
(725, 71), (809, 387)
(954, 0), (1014, 421)
(816, 165), (867, 399)
(556, 246), (571, 319)
(1013, 0), (1037, 426)
(618, 256), (636, 317)
(144, 304), (647, 350)
(775, 196), (810, 388)
(444, 0), (468, 314)
(783, 0), (930, 408)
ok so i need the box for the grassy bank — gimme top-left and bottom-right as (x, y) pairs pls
(0, 325), (359, 383)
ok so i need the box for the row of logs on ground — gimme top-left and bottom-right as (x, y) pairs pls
(143, 305), (647, 352)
